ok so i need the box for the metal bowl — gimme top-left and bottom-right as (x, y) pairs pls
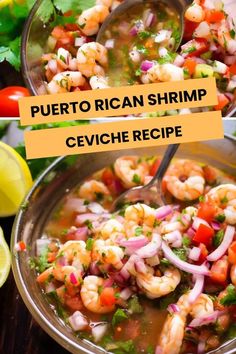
(11, 137), (236, 354)
(21, 0), (236, 117)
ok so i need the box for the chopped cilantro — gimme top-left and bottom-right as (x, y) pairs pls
(135, 226), (143, 236)
(106, 340), (135, 353)
(95, 192), (104, 201)
(128, 295), (143, 314)
(199, 195), (205, 202)
(147, 345), (155, 354)
(135, 68), (142, 76)
(36, 250), (51, 273)
(182, 235), (191, 247)
(112, 308), (128, 327)
(173, 248), (187, 261)
(138, 31), (152, 40)
(136, 44), (149, 55)
(226, 323), (236, 340)
(48, 291), (68, 321)
(182, 46), (196, 54)
(157, 52), (176, 64)
(108, 49), (116, 70)
(132, 174), (141, 184)
(84, 220), (93, 230)
(230, 29), (236, 39)
(86, 238), (94, 251)
(221, 196), (228, 204)
(159, 292), (177, 310)
(220, 284), (236, 306)
(83, 200), (90, 205)
(213, 229), (224, 247)
(160, 258), (170, 266)
(215, 214), (226, 223)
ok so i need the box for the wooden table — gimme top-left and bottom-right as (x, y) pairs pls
(0, 217), (70, 354)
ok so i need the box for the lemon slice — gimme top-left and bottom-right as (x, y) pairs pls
(0, 227), (11, 287)
(0, 0), (12, 8)
(0, 141), (33, 217)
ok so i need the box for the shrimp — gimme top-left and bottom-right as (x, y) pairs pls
(114, 156), (149, 188)
(53, 265), (82, 285)
(165, 159), (205, 201)
(78, 6), (110, 36)
(141, 63), (184, 84)
(92, 239), (124, 269)
(136, 266), (181, 299)
(217, 20), (236, 55)
(124, 203), (156, 238)
(90, 75), (110, 89)
(185, 2), (205, 22)
(76, 42), (108, 78)
(99, 219), (125, 241)
(158, 293), (213, 354)
(78, 180), (110, 202)
(80, 275), (116, 313)
(47, 71), (85, 94)
(58, 241), (91, 271)
(205, 184), (236, 224)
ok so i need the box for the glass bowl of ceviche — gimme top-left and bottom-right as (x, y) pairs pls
(11, 136), (236, 354)
(21, 0), (236, 116)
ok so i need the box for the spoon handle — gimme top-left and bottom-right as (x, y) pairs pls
(152, 144), (180, 184)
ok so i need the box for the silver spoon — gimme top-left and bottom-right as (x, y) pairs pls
(97, 0), (193, 48)
(112, 144), (179, 211)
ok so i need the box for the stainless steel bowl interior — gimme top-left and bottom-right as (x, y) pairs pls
(11, 138), (236, 354)
(21, 0), (236, 117)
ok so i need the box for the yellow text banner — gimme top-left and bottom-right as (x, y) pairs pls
(20, 78), (218, 125)
(25, 111), (223, 159)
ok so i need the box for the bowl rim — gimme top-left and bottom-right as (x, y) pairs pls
(11, 135), (236, 354)
(20, 0), (236, 117)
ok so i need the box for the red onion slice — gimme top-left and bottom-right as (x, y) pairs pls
(119, 236), (149, 250)
(188, 274), (204, 304)
(141, 60), (154, 72)
(156, 205), (173, 220)
(189, 247), (201, 262)
(210, 221), (221, 231)
(105, 39), (115, 49)
(162, 241), (210, 275)
(192, 217), (210, 230)
(75, 213), (101, 226)
(167, 303), (180, 314)
(64, 198), (87, 213)
(92, 323), (108, 343)
(120, 287), (133, 300)
(189, 310), (225, 327)
(207, 225), (235, 262)
(136, 234), (161, 258)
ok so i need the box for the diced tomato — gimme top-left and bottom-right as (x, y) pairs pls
(181, 38), (209, 58)
(183, 58), (197, 76)
(65, 23), (80, 31)
(47, 252), (56, 263)
(198, 243), (209, 262)
(210, 256), (229, 285)
(229, 63), (236, 75)
(71, 87), (81, 92)
(65, 295), (84, 311)
(214, 94), (230, 111)
(197, 202), (216, 223)
(203, 165), (217, 185)
(183, 20), (199, 41)
(102, 168), (116, 186)
(80, 81), (92, 91)
(205, 10), (225, 23)
(150, 159), (161, 176)
(228, 241), (236, 264)
(193, 224), (214, 247)
(100, 287), (116, 306)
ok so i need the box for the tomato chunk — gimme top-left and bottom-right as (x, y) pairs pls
(205, 10), (225, 23)
(183, 20), (199, 41)
(193, 223), (214, 247)
(150, 159), (161, 176)
(197, 202), (216, 223)
(229, 63), (236, 75)
(100, 287), (116, 306)
(228, 241), (236, 265)
(181, 38), (209, 58)
(183, 58), (197, 76)
(198, 243), (209, 262)
(210, 256), (229, 284)
(214, 94), (230, 111)
(65, 295), (84, 311)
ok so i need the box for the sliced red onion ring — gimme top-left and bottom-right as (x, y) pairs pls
(119, 236), (149, 250)
(189, 310), (225, 327)
(197, 338), (206, 354)
(186, 227), (196, 238)
(105, 39), (115, 49)
(120, 288), (133, 300)
(210, 221), (221, 231)
(167, 303), (180, 314)
(103, 277), (114, 288)
(87, 202), (106, 214)
(174, 55), (185, 67)
(136, 234), (161, 258)
(70, 272), (77, 285)
(192, 217), (210, 230)
(64, 198), (87, 213)
(130, 26), (138, 36)
(47, 59), (57, 74)
(162, 241), (210, 275)
(156, 205), (173, 220)
(66, 226), (88, 241)
(145, 12), (155, 27)
(141, 60), (154, 72)
(90, 261), (100, 275)
(163, 230), (182, 248)
(155, 346), (163, 354)
(45, 282), (56, 293)
(188, 274), (204, 303)
(189, 247), (201, 262)
(74, 36), (86, 47)
(68, 311), (88, 331)
(207, 225), (235, 262)
(75, 213), (101, 226)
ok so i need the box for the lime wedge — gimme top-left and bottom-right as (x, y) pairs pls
(0, 227), (11, 287)
(0, 141), (33, 217)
